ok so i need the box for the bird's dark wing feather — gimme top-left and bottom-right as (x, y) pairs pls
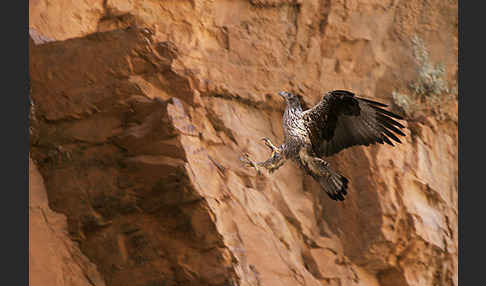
(302, 90), (406, 157)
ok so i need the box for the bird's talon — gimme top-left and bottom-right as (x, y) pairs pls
(239, 153), (252, 165)
(261, 137), (280, 154)
(240, 153), (262, 175)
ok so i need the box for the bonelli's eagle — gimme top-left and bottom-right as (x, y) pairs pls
(241, 90), (406, 201)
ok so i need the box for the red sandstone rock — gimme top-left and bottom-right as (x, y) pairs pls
(29, 157), (105, 286)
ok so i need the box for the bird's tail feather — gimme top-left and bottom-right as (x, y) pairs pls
(318, 169), (349, 201)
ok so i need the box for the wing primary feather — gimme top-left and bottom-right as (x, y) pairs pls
(370, 105), (404, 120)
(330, 90), (355, 97)
(382, 136), (394, 146)
(360, 112), (386, 139)
(357, 97), (388, 107)
(377, 114), (405, 129)
(379, 120), (406, 136)
(382, 128), (402, 143)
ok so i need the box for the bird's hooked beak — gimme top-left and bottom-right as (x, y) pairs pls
(279, 91), (290, 100)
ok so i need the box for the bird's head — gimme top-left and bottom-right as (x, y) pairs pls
(279, 91), (300, 106)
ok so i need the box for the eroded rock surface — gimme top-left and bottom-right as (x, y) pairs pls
(29, 1), (457, 285)
(29, 157), (106, 286)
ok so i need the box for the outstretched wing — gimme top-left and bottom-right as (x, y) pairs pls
(302, 90), (406, 157)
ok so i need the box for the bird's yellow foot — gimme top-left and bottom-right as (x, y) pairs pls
(240, 153), (262, 175)
(261, 137), (280, 157)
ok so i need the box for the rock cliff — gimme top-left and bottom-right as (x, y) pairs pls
(29, 0), (458, 285)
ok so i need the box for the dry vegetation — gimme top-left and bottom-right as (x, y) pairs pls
(393, 36), (457, 120)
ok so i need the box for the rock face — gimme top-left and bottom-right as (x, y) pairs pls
(29, 1), (458, 286)
(29, 157), (106, 286)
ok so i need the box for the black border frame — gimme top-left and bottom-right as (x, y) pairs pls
(459, 1), (483, 285)
(7, 0), (29, 285)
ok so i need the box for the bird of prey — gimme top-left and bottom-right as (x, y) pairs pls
(241, 90), (406, 201)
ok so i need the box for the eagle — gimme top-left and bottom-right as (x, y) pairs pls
(241, 90), (406, 201)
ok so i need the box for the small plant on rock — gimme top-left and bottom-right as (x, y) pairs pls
(409, 35), (450, 97)
(392, 35), (457, 120)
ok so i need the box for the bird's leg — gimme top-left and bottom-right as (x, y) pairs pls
(298, 148), (330, 176)
(240, 138), (286, 174)
(262, 137), (280, 156)
(298, 147), (348, 201)
(240, 153), (263, 175)
(260, 137), (286, 172)
(240, 152), (286, 174)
